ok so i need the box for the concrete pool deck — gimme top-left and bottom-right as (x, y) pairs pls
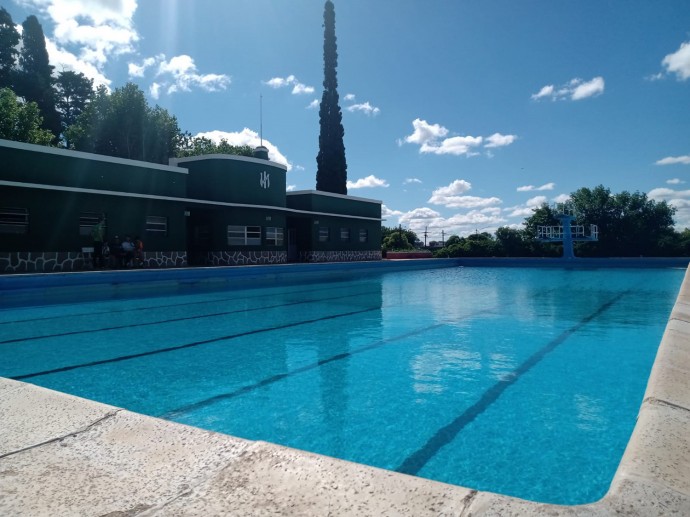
(1, 264), (690, 515)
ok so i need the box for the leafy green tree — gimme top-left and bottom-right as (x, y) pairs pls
(316, 0), (347, 195)
(0, 7), (19, 90)
(0, 87), (54, 145)
(381, 226), (418, 249)
(569, 185), (676, 257)
(444, 235), (461, 247)
(142, 104), (184, 163)
(175, 135), (254, 158)
(495, 227), (526, 256)
(15, 15), (60, 139)
(55, 70), (93, 145)
(434, 233), (501, 258)
(64, 84), (109, 153)
(382, 231), (413, 251)
(523, 204), (559, 236)
(66, 83), (183, 164)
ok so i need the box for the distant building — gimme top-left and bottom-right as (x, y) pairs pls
(0, 139), (382, 273)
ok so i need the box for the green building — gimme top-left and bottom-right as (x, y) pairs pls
(0, 139), (382, 273)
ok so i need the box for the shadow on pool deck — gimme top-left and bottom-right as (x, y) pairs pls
(1, 262), (689, 515)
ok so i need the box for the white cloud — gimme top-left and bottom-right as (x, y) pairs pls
(505, 195), (550, 218)
(264, 75), (314, 95)
(24, 0), (139, 86)
(402, 119), (515, 156)
(531, 84), (554, 100)
(397, 207), (507, 240)
(347, 102), (380, 116)
(346, 175), (389, 189)
(531, 76), (605, 101)
(292, 83), (315, 95)
(404, 118), (448, 145)
(429, 179), (472, 199)
(382, 205), (404, 220)
(149, 82), (161, 100)
(656, 155), (690, 166)
(552, 194), (571, 203)
(507, 206), (535, 218)
(571, 77), (605, 100)
(517, 182), (555, 192)
(307, 99), (319, 109)
(399, 207), (442, 224)
(157, 55), (230, 93)
(426, 135), (483, 156)
(484, 133), (517, 148)
(667, 178), (686, 185)
(403, 178), (422, 185)
(194, 129), (290, 170)
(527, 195), (548, 207)
(44, 36), (110, 86)
(128, 56), (157, 77)
(648, 187), (690, 228)
(344, 93), (356, 101)
(286, 185), (297, 192)
(662, 41), (690, 80)
(127, 54), (230, 97)
(428, 180), (502, 209)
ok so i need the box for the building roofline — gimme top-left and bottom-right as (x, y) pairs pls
(287, 189), (382, 204)
(0, 180), (382, 222)
(0, 138), (189, 174)
(169, 153), (288, 171)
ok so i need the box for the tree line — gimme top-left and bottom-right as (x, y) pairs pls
(384, 185), (690, 257)
(0, 7), (249, 163)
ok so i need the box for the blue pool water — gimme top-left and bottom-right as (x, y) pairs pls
(0, 266), (684, 504)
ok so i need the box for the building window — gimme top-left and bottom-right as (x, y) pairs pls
(359, 229), (368, 243)
(79, 212), (105, 236)
(318, 227), (330, 242)
(228, 225), (261, 245)
(0, 207), (28, 234)
(340, 227), (350, 241)
(146, 215), (168, 235)
(265, 227), (284, 246)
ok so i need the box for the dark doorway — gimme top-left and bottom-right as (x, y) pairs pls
(287, 228), (298, 262)
(186, 209), (213, 266)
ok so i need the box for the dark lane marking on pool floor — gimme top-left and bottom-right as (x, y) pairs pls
(160, 308), (498, 420)
(395, 292), (626, 476)
(0, 283), (370, 325)
(0, 289), (383, 345)
(11, 306), (381, 380)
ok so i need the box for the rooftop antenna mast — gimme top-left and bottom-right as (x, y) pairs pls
(260, 94), (263, 147)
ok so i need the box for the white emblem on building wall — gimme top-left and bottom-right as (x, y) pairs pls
(260, 171), (270, 189)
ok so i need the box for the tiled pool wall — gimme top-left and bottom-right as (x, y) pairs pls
(2, 257), (689, 309)
(0, 258), (455, 307)
(1, 259), (689, 515)
(0, 250), (385, 273)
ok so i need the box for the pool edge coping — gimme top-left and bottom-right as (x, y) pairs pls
(1, 265), (689, 515)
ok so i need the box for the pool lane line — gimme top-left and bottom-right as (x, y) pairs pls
(395, 292), (627, 477)
(160, 308), (498, 420)
(0, 282), (370, 325)
(0, 288), (384, 345)
(10, 306), (382, 380)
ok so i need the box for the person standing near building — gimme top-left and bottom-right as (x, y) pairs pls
(91, 217), (106, 268)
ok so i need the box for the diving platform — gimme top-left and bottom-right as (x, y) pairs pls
(536, 205), (598, 259)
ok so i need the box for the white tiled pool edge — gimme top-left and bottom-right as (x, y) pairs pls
(1, 268), (689, 515)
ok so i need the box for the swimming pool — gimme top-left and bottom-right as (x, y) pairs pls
(0, 266), (683, 504)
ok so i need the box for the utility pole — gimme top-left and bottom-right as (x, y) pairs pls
(441, 230), (445, 246)
(423, 226), (428, 247)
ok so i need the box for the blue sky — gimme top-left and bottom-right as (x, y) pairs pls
(5, 0), (690, 239)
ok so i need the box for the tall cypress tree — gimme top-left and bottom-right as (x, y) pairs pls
(316, 0), (347, 195)
(17, 15), (60, 140)
(0, 7), (19, 90)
